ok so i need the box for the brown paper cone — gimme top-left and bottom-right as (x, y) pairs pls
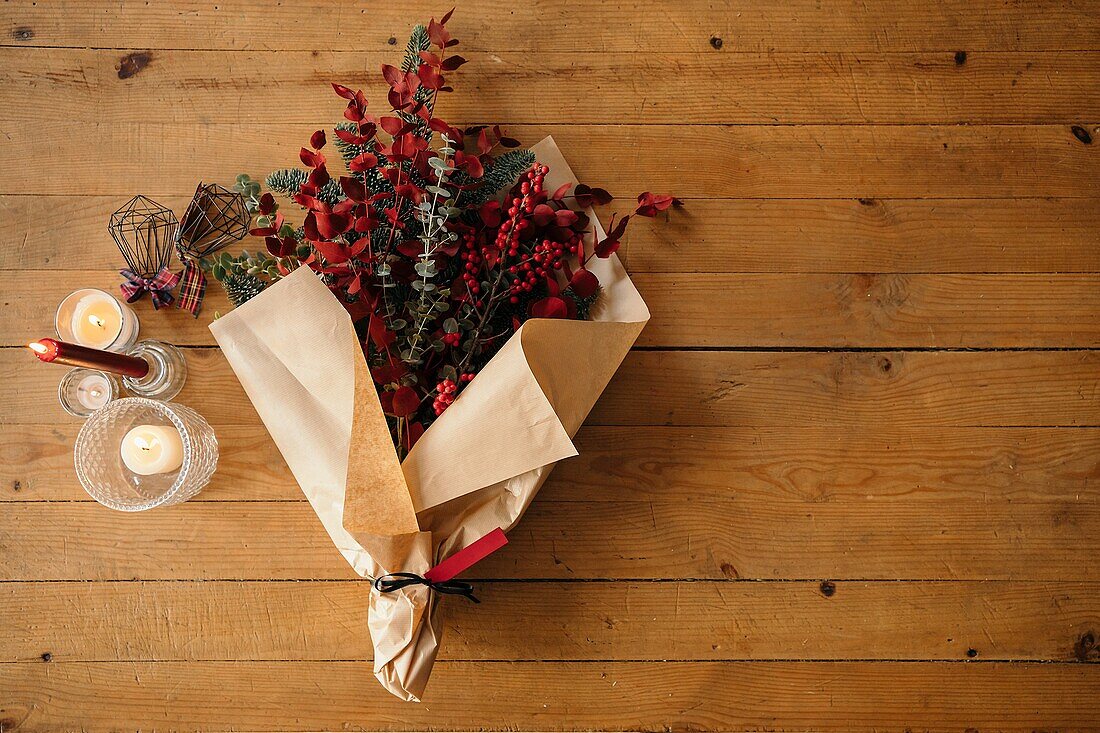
(210, 137), (648, 701)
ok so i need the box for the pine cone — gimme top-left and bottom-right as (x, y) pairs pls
(222, 271), (266, 307)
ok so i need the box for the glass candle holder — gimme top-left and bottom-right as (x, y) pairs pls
(123, 340), (187, 401)
(58, 368), (119, 418)
(74, 397), (218, 511)
(55, 288), (139, 352)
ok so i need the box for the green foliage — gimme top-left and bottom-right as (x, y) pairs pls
(231, 174), (264, 213)
(564, 286), (601, 321)
(402, 24), (431, 72)
(265, 169), (343, 206)
(222, 271), (267, 307)
(463, 149), (536, 205)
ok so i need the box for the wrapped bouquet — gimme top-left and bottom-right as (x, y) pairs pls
(207, 10), (678, 700)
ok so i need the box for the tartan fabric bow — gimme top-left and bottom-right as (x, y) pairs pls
(119, 267), (180, 310)
(175, 258), (207, 317)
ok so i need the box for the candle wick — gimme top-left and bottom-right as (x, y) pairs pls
(88, 315), (106, 328)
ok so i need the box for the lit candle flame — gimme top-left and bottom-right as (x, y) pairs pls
(88, 314), (106, 329)
(28, 342), (48, 354)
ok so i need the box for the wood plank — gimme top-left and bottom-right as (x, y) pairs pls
(1, 660), (1095, 731)
(7, 271), (1100, 348)
(5, 425), (1098, 504)
(5, 196), (1100, 274)
(5, 123), (1096, 198)
(3, 349), (1098, 428)
(3, 0), (1096, 52)
(2, 580), (1096, 662)
(636, 273), (1100, 348)
(2, 499), (1096, 581)
(5, 48), (1099, 125)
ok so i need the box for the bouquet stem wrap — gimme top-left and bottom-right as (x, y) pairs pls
(209, 138), (649, 701)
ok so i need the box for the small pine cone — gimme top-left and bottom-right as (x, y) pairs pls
(222, 272), (266, 307)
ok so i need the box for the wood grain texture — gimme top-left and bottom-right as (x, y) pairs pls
(5, 123), (1097, 198)
(2, 661), (1097, 732)
(2, 580), (1096, 662)
(4, 349), (1099, 428)
(6, 271), (1100, 347)
(3, 0), (1096, 52)
(5, 425), (1098, 504)
(2, 0), (1099, 728)
(5, 196), (1100, 274)
(2, 499), (1096, 581)
(5, 48), (1099, 124)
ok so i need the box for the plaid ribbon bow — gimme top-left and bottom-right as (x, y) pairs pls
(175, 258), (207, 318)
(119, 267), (180, 310)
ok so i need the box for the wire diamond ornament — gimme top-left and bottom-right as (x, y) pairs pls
(176, 182), (250, 260)
(109, 195), (179, 278)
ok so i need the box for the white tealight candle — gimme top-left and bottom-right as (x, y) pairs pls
(120, 425), (185, 476)
(74, 373), (112, 411)
(70, 292), (123, 349)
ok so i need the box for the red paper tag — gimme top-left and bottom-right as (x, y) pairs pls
(423, 527), (508, 583)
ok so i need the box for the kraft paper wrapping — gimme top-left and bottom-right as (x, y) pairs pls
(209, 137), (649, 701)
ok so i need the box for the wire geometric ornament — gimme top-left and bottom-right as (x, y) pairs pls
(109, 195), (179, 278)
(176, 182), (250, 260)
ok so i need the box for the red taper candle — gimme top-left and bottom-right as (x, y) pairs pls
(28, 338), (149, 379)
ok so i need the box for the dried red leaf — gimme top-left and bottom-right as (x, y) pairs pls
(381, 64), (403, 87)
(339, 176), (368, 203)
(427, 18), (451, 48)
(379, 116), (404, 135)
(265, 235), (296, 258)
(555, 209), (579, 227)
(332, 83), (356, 100)
(371, 361), (408, 385)
(573, 183), (614, 208)
(529, 295), (569, 319)
(479, 200), (502, 227)
(314, 212), (351, 239)
(308, 165), (330, 189)
(532, 203), (556, 226)
(551, 182), (571, 201)
(418, 63), (445, 91)
(310, 129), (327, 150)
(635, 192), (683, 217)
(313, 239), (350, 264)
(569, 267), (600, 298)
(476, 128), (492, 154)
(299, 147), (325, 168)
(440, 55), (467, 71)
(259, 192), (277, 215)
(594, 237), (620, 258)
(390, 386), (420, 417)
(349, 152), (379, 171)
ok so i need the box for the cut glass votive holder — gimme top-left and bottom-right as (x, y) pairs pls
(123, 340), (187, 401)
(55, 288), (139, 352)
(74, 397), (218, 511)
(58, 368), (119, 418)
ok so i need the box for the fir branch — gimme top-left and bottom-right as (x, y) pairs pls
(401, 25), (431, 72)
(265, 169), (343, 206)
(460, 149), (535, 205)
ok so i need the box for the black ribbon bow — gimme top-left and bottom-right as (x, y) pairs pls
(373, 572), (480, 604)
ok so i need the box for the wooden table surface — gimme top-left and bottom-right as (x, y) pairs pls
(2, 1), (1099, 730)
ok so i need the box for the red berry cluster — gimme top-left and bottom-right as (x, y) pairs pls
(442, 331), (461, 347)
(433, 378), (458, 415)
(432, 373), (476, 416)
(457, 230), (484, 307)
(507, 232), (583, 302)
(495, 164), (546, 261)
